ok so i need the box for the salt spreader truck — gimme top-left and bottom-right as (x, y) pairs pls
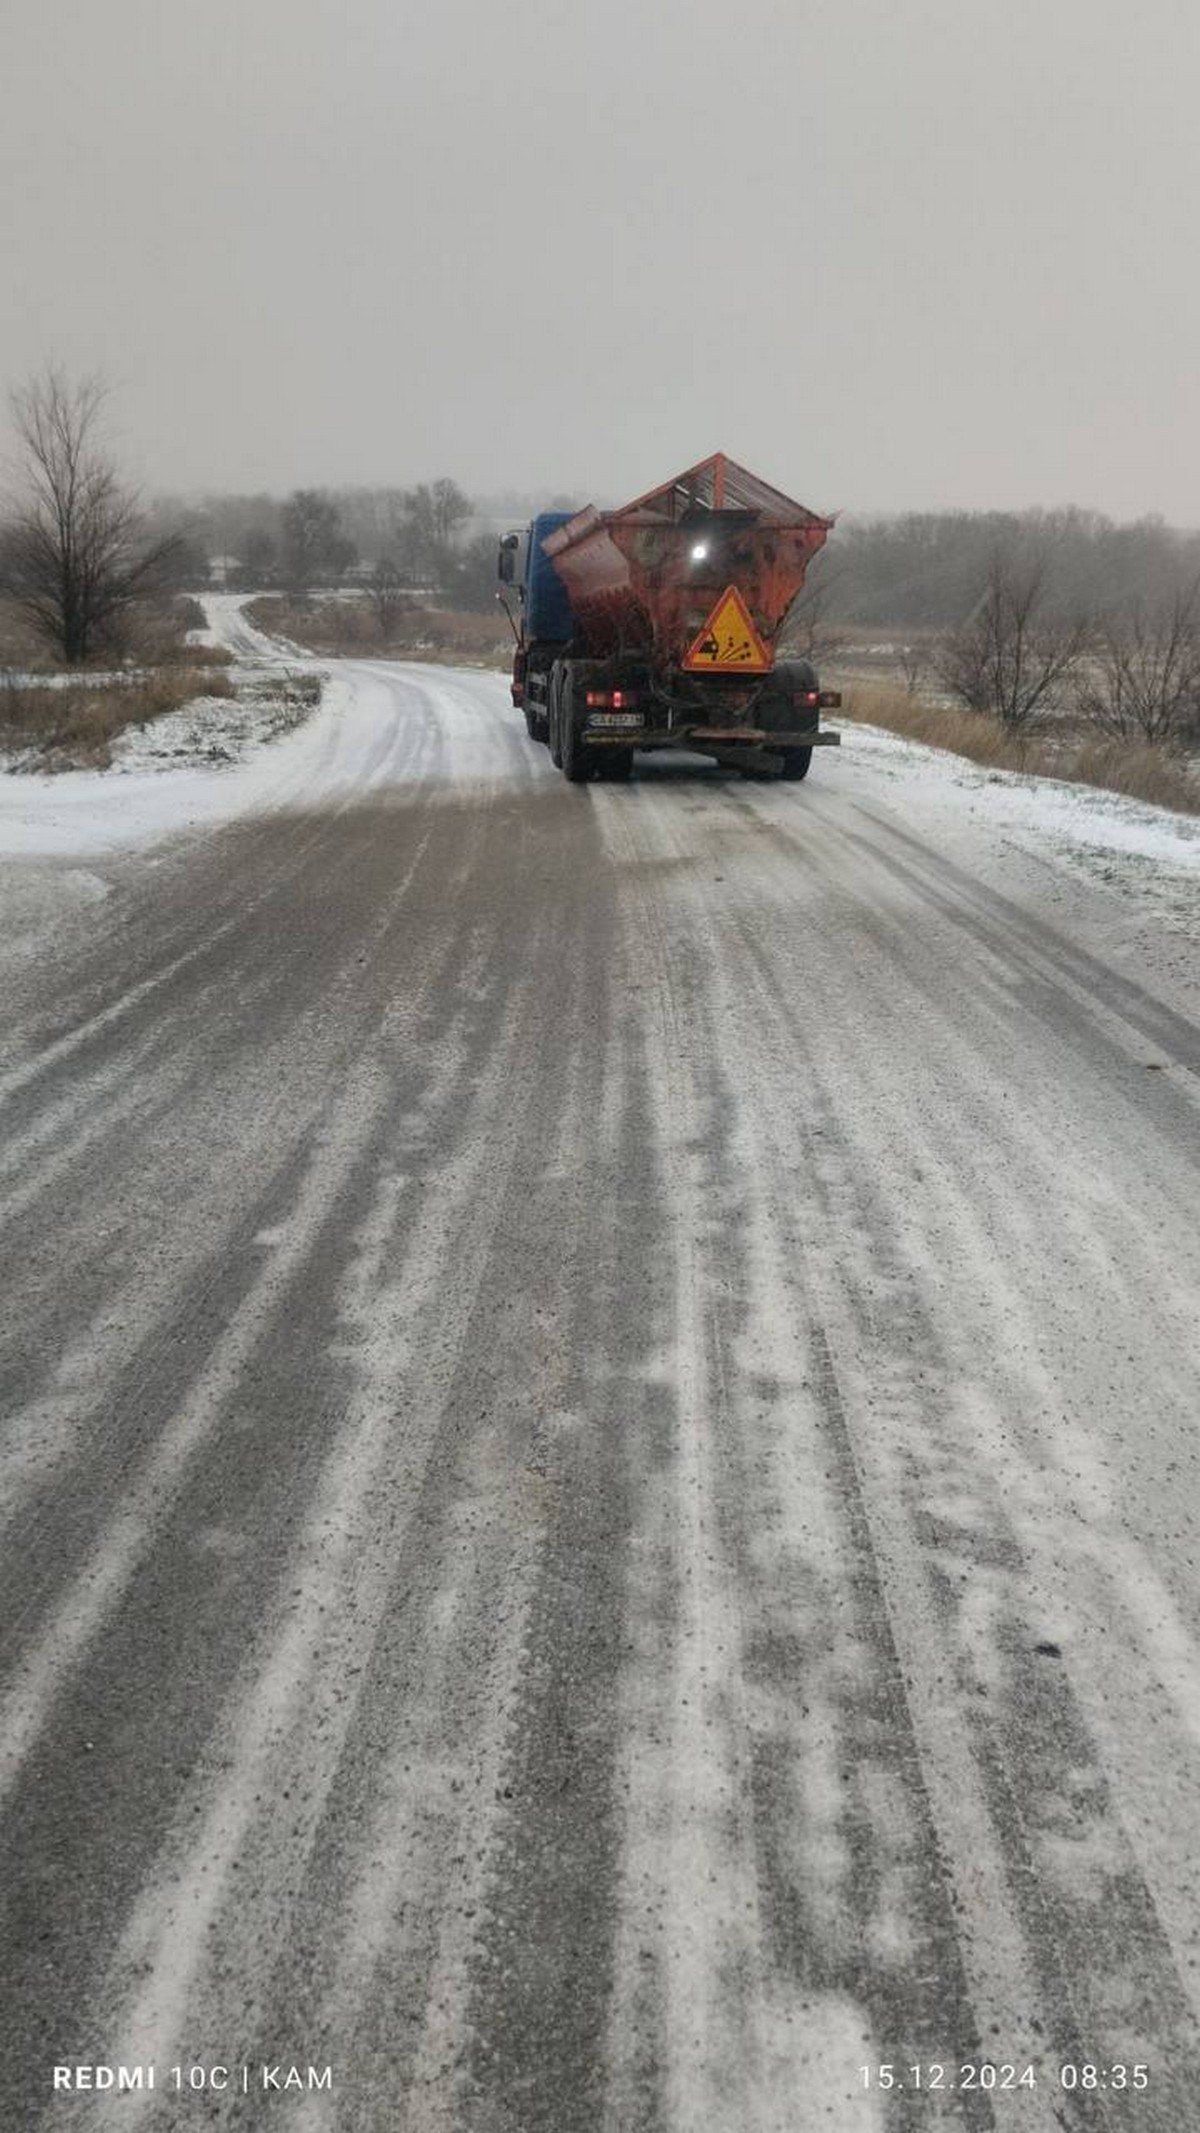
(498, 452), (841, 782)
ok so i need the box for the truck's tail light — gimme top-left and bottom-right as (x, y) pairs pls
(586, 689), (639, 709)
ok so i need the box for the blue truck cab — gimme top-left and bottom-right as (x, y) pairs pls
(498, 511), (578, 737)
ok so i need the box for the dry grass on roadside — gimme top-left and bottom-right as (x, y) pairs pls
(246, 595), (511, 667)
(1060, 735), (1200, 814)
(182, 643), (235, 671)
(0, 591), (239, 769)
(137, 633), (235, 675)
(244, 596), (385, 655)
(0, 668), (236, 770)
(836, 678), (1200, 818)
(104, 600), (236, 672)
(0, 593), (233, 676)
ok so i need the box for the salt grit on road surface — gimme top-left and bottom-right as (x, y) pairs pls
(1, 613), (1199, 2131)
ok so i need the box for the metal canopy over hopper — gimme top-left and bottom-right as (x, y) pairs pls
(541, 452), (833, 666)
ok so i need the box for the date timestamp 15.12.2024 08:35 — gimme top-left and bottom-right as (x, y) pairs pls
(860, 2064), (1150, 2095)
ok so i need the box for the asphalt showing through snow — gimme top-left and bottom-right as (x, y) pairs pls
(1, 656), (1199, 2131)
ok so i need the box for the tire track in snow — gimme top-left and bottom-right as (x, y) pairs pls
(0, 646), (468, 1109)
(677, 777), (1200, 2124)
(1, 758), (629, 2130)
(831, 800), (1200, 1089)
(0, 780), (510, 1786)
(74, 916), (559, 2127)
(0, 810), (440, 1559)
(455, 953), (669, 2133)
(598, 781), (994, 2131)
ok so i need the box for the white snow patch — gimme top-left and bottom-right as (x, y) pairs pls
(845, 719), (1200, 875)
(0, 596), (340, 857)
(2, 669), (142, 690)
(106, 682), (316, 774)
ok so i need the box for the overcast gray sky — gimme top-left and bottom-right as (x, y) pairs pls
(2, 0), (1197, 521)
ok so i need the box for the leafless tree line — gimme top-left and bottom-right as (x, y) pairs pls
(0, 368), (492, 661)
(226, 479), (478, 591)
(208, 478), (493, 611)
(1075, 586), (1200, 745)
(818, 505), (1200, 629)
(6, 364), (1198, 746)
(933, 555), (1200, 748)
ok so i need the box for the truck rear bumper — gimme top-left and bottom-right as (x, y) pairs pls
(583, 727), (841, 748)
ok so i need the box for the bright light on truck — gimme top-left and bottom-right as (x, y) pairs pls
(690, 542), (709, 562)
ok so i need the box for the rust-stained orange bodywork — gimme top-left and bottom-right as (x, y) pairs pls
(541, 452), (833, 671)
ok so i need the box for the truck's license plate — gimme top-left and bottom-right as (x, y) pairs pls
(588, 713), (643, 729)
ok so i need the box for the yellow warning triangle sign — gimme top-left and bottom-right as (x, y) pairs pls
(683, 585), (771, 673)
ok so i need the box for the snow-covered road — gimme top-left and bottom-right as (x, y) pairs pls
(2, 629), (1199, 2130)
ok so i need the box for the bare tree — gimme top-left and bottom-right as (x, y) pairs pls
(0, 367), (179, 663)
(280, 490), (355, 593)
(935, 555), (1089, 728)
(898, 642), (927, 697)
(241, 526), (278, 588)
(442, 533), (504, 613)
(392, 479), (472, 589)
(779, 567), (847, 664)
(1073, 582), (1200, 747)
(428, 477), (470, 552)
(367, 558), (406, 638)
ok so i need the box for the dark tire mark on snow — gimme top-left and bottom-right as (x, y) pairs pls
(842, 808), (1200, 1083)
(461, 989), (676, 2133)
(610, 800), (993, 2126)
(726, 890), (1200, 2123)
(954, 1599), (1200, 2131)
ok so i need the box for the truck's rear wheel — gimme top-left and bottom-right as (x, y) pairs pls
(524, 701), (548, 745)
(759, 659), (819, 781)
(779, 746), (813, 780)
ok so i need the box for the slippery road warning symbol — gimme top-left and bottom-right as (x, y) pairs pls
(683, 586), (771, 673)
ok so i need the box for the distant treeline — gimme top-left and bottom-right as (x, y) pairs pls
(807, 508), (1200, 629)
(147, 483), (503, 607)
(148, 484), (575, 592)
(148, 488), (1200, 629)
